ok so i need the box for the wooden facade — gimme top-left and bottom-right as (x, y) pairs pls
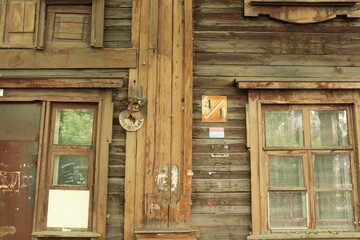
(2, 0), (360, 240)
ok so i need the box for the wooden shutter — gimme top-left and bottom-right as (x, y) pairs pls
(45, 5), (91, 49)
(6, 1), (37, 47)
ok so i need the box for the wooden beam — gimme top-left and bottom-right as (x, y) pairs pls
(124, 0), (141, 239)
(93, 90), (113, 240)
(0, 48), (136, 69)
(236, 78), (360, 89)
(0, 79), (123, 88)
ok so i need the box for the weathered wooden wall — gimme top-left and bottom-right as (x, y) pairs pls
(107, 83), (128, 240)
(104, 0), (131, 239)
(192, 0), (360, 240)
(104, 0), (132, 48)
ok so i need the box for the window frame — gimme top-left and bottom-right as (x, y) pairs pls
(247, 90), (360, 239)
(0, 0), (104, 48)
(0, 88), (113, 240)
(48, 103), (98, 187)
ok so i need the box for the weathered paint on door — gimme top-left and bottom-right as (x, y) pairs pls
(0, 103), (42, 240)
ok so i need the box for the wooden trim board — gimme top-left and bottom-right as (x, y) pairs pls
(0, 48), (136, 69)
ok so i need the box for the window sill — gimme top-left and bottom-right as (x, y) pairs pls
(248, 232), (360, 239)
(32, 231), (100, 238)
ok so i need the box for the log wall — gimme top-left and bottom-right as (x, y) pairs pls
(104, 0), (131, 239)
(192, 0), (360, 240)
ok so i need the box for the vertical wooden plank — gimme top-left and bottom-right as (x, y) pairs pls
(124, 0), (142, 239)
(93, 90), (113, 240)
(24, 2), (36, 32)
(351, 92), (360, 230)
(91, 0), (104, 47)
(181, 0), (193, 226)
(144, 0), (158, 228)
(135, 0), (150, 230)
(33, 102), (51, 232)
(170, 0), (184, 219)
(36, 0), (46, 48)
(156, 0), (173, 227)
(248, 90), (261, 234)
(0, 0), (5, 43)
(352, 93), (360, 230)
(257, 99), (267, 231)
(169, 0), (190, 227)
(32, 102), (46, 240)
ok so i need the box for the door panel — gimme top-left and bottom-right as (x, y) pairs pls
(0, 103), (42, 240)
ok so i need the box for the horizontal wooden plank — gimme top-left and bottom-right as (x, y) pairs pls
(193, 119), (246, 128)
(193, 126), (245, 139)
(193, 170), (250, 179)
(1, 88), (102, 101)
(236, 78), (360, 89)
(192, 179), (250, 192)
(108, 178), (125, 193)
(0, 48), (136, 69)
(195, 65), (360, 78)
(105, 0), (132, 7)
(192, 192), (251, 206)
(248, 232), (360, 239)
(191, 213), (251, 226)
(196, 226), (250, 237)
(195, 40), (360, 55)
(193, 140), (247, 153)
(0, 79), (122, 88)
(192, 153), (250, 171)
(0, 69), (128, 79)
(194, 31), (360, 44)
(32, 231), (100, 238)
(108, 165), (125, 177)
(195, 53), (360, 67)
(191, 205), (251, 214)
(105, 7), (132, 19)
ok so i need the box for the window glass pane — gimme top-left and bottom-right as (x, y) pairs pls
(53, 155), (88, 186)
(316, 191), (354, 228)
(53, 108), (94, 145)
(269, 192), (307, 229)
(270, 156), (304, 188)
(310, 110), (349, 147)
(265, 110), (303, 147)
(313, 154), (352, 189)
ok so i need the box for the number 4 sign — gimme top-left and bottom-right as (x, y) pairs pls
(202, 96), (227, 122)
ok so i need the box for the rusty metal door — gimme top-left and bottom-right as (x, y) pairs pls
(0, 103), (42, 240)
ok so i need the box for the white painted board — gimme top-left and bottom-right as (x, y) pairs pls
(47, 189), (90, 229)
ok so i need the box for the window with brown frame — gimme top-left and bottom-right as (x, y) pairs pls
(46, 104), (97, 229)
(247, 90), (360, 239)
(264, 105), (355, 230)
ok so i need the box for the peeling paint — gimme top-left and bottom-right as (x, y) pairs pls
(156, 164), (178, 192)
(156, 164), (169, 191)
(171, 165), (178, 192)
(0, 226), (16, 238)
(0, 171), (20, 191)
